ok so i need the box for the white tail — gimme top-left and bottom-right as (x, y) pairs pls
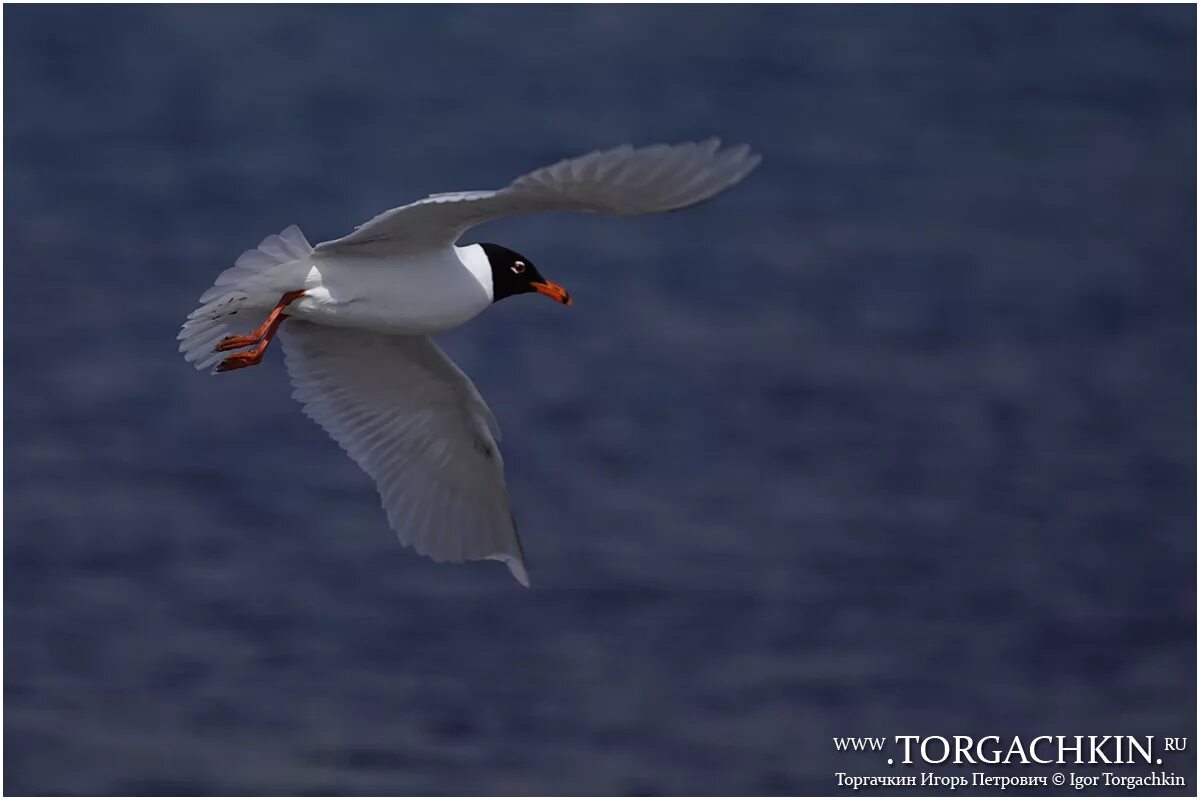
(178, 225), (313, 371)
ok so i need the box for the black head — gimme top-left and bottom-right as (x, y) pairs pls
(480, 243), (572, 306)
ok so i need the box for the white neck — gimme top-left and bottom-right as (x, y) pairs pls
(455, 244), (493, 301)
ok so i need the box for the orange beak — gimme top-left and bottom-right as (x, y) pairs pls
(530, 280), (573, 306)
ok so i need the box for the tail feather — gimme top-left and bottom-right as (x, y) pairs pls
(198, 225), (312, 303)
(180, 225), (313, 372)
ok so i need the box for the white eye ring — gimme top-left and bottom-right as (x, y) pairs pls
(511, 261), (526, 274)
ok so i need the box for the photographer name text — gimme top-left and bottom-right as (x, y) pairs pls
(834, 771), (1186, 792)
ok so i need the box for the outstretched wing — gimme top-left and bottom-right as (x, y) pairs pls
(314, 138), (760, 255)
(282, 321), (529, 585)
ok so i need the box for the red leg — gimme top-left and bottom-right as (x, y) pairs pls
(215, 290), (306, 352)
(214, 290), (305, 373)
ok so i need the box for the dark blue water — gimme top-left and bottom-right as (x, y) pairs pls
(5, 6), (1195, 795)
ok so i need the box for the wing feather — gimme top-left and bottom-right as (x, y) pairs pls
(314, 139), (760, 255)
(281, 322), (529, 585)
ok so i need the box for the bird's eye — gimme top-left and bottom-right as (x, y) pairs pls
(511, 261), (526, 274)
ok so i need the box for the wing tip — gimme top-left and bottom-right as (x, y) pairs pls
(729, 146), (763, 181)
(503, 555), (531, 587)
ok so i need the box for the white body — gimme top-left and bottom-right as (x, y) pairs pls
(289, 245), (493, 334)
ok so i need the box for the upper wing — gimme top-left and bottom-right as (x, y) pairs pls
(314, 138), (760, 255)
(281, 321), (529, 585)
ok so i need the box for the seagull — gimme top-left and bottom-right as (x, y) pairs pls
(179, 139), (760, 585)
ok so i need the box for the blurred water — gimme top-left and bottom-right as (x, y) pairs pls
(4, 6), (1195, 795)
